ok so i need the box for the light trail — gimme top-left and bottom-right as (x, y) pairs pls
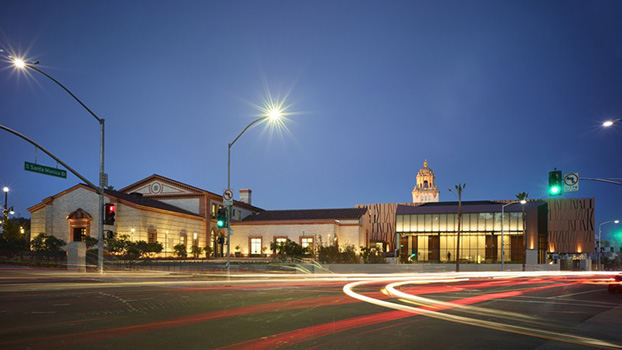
(343, 273), (622, 349)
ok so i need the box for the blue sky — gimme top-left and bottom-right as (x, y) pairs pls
(1, 1), (621, 239)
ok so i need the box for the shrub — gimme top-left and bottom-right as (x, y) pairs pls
(173, 243), (187, 258)
(360, 247), (386, 264)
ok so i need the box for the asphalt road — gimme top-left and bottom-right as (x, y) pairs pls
(1, 267), (621, 350)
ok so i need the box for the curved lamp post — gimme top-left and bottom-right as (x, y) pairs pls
(501, 200), (527, 271)
(7, 54), (107, 273)
(603, 119), (621, 128)
(598, 220), (619, 271)
(226, 108), (283, 275)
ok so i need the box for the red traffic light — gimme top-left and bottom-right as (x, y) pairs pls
(107, 204), (116, 213)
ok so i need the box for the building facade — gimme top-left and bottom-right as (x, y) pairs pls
(231, 208), (368, 256)
(396, 201), (548, 264)
(29, 184), (206, 256)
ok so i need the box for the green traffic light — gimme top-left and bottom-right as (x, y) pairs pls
(217, 219), (224, 228)
(550, 186), (560, 195)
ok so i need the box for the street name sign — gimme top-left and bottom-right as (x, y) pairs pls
(563, 172), (579, 192)
(24, 161), (67, 179)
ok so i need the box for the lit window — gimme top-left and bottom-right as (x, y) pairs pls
(301, 237), (314, 250)
(250, 237), (262, 254)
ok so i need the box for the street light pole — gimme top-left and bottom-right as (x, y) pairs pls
(598, 220), (619, 271)
(225, 112), (282, 276)
(2, 187), (8, 232)
(10, 59), (107, 274)
(501, 200), (527, 272)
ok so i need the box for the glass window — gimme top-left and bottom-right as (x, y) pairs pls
(404, 214), (411, 232)
(417, 215), (425, 232)
(250, 237), (262, 254)
(470, 213), (479, 232)
(424, 214), (432, 232)
(410, 215), (417, 232)
(447, 214), (455, 232)
(396, 215), (404, 232)
(494, 212), (502, 231)
(301, 237), (314, 250)
(460, 214), (469, 232)
(432, 214), (440, 231)
(211, 204), (217, 219)
(439, 214), (447, 232)
(510, 213), (519, 231)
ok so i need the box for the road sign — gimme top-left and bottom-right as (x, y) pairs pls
(223, 189), (233, 206)
(100, 173), (108, 187)
(564, 172), (579, 192)
(24, 161), (67, 179)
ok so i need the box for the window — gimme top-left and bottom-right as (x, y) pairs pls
(148, 229), (157, 244)
(211, 204), (217, 219)
(301, 237), (314, 250)
(250, 237), (262, 255)
(72, 227), (86, 242)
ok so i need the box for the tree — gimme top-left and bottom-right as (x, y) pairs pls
(191, 245), (202, 258)
(204, 245), (213, 259)
(360, 247), (386, 264)
(173, 243), (187, 258)
(0, 217), (29, 251)
(449, 183), (466, 272)
(516, 192), (529, 271)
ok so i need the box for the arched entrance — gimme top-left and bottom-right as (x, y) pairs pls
(67, 208), (92, 242)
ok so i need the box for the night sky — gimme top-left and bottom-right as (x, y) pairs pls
(1, 1), (621, 239)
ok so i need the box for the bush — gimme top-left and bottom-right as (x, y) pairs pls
(318, 244), (360, 264)
(360, 247), (386, 264)
(30, 233), (67, 253)
(191, 245), (202, 258)
(270, 239), (309, 262)
(173, 243), (187, 258)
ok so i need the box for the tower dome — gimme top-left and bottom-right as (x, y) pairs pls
(412, 159), (440, 204)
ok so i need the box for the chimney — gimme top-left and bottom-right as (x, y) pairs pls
(239, 189), (252, 205)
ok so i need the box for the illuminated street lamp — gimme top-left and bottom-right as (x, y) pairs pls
(603, 119), (621, 128)
(501, 200), (527, 271)
(226, 106), (284, 275)
(598, 220), (619, 271)
(2, 187), (11, 231)
(6, 52), (107, 273)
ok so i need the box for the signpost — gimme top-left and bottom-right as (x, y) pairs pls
(223, 189), (233, 206)
(564, 172), (579, 193)
(24, 161), (67, 179)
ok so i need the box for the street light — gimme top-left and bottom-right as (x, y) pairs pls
(598, 220), (620, 271)
(8, 54), (107, 274)
(501, 200), (527, 271)
(603, 119), (621, 127)
(226, 108), (284, 275)
(2, 187), (9, 231)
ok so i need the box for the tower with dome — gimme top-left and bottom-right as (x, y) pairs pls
(412, 159), (440, 204)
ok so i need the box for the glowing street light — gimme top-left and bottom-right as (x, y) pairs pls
(603, 119), (620, 127)
(4, 51), (107, 273)
(225, 104), (285, 275)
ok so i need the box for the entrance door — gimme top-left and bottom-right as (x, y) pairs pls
(72, 227), (85, 242)
(428, 235), (440, 262)
(486, 234), (497, 262)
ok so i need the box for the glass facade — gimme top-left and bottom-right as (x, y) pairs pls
(397, 212), (524, 263)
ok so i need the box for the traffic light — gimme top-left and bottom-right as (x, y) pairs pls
(104, 203), (116, 225)
(217, 208), (228, 228)
(548, 170), (563, 196)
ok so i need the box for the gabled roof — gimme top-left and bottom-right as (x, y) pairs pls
(241, 208), (367, 222)
(119, 174), (263, 211)
(28, 184), (203, 218)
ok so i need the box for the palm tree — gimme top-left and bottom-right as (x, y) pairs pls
(516, 192), (529, 271)
(449, 184), (466, 272)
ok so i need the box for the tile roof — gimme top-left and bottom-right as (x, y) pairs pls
(241, 208), (367, 222)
